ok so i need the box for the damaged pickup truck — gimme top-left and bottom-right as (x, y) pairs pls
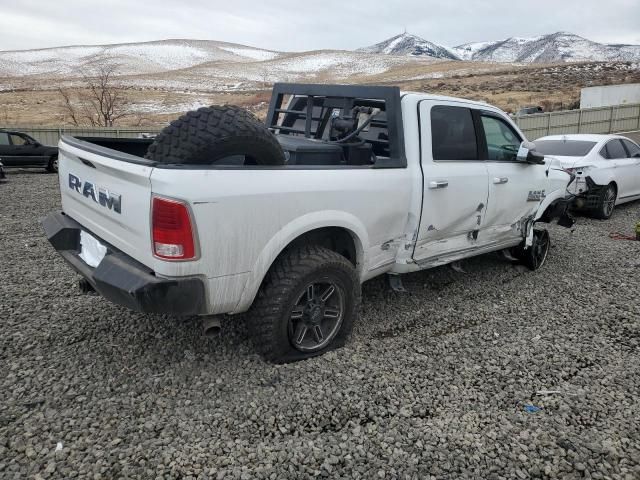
(43, 83), (574, 363)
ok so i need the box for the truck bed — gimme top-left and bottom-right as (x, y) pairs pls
(75, 137), (154, 159)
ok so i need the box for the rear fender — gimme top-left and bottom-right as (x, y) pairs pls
(232, 211), (368, 313)
(581, 169), (615, 190)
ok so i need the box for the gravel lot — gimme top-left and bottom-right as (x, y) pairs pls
(1, 171), (640, 480)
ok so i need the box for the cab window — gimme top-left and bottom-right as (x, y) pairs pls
(480, 115), (522, 161)
(0, 132), (9, 145)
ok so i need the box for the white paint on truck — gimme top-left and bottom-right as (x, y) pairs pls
(55, 92), (572, 316)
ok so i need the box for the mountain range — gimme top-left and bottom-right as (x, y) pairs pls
(0, 32), (637, 93)
(453, 32), (640, 63)
(361, 31), (640, 64)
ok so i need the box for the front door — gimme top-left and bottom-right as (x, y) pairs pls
(480, 113), (549, 244)
(413, 102), (489, 264)
(7, 133), (46, 166)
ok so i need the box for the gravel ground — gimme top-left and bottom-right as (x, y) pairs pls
(1, 171), (640, 480)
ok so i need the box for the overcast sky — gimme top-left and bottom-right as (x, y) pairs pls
(0, 0), (638, 52)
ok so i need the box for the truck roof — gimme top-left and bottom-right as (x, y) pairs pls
(401, 91), (491, 109)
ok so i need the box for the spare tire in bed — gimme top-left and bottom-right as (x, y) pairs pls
(145, 105), (286, 165)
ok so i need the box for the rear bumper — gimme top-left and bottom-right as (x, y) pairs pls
(42, 211), (207, 315)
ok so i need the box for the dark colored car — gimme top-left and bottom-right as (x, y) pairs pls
(0, 130), (59, 173)
(516, 106), (544, 116)
(0, 161), (5, 180)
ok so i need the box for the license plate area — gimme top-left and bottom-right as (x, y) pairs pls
(79, 230), (107, 268)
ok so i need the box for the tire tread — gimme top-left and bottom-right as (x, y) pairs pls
(249, 245), (360, 363)
(145, 105), (285, 165)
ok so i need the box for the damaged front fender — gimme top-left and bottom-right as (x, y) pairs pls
(532, 161), (576, 231)
(523, 189), (575, 247)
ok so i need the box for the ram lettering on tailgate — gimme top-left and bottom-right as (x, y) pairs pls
(68, 173), (121, 214)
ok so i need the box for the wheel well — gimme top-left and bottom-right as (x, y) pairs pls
(537, 199), (565, 224)
(283, 227), (359, 267)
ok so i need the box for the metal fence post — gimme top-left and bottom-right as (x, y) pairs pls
(546, 113), (551, 135)
(609, 106), (615, 133)
(577, 109), (583, 133)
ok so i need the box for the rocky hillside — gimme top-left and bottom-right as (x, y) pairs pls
(358, 33), (459, 60)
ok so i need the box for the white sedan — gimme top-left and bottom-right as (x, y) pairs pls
(534, 134), (640, 219)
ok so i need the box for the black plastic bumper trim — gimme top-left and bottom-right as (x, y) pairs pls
(42, 211), (207, 315)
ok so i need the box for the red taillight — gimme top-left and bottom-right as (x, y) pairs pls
(151, 196), (196, 260)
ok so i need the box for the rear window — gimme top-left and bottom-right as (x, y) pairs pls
(431, 106), (478, 160)
(0, 132), (9, 145)
(601, 139), (627, 159)
(534, 140), (596, 157)
(279, 96), (391, 159)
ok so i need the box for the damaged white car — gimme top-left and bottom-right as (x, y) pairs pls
(43, 83), (575, 362)
(535, 134), (640, 219)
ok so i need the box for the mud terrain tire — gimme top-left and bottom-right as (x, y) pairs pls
(249, 246), (360, 364)
(145, 105), (285, 165)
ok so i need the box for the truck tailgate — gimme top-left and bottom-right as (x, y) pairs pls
(58, 138), (155, 267)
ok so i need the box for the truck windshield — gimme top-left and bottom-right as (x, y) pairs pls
(534, 140), (597, 157)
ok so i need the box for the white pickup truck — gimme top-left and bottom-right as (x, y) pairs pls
(43, 83), (573, 363)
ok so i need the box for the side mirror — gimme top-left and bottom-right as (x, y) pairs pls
(517, 141), (545, 165)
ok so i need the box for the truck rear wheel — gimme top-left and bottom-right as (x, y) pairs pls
(249, 246), (360, 363)
(145, 105), (286, 165)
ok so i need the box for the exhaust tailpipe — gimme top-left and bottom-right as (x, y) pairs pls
(202, 316), (221, 337)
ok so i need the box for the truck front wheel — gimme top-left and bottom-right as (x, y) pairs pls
(512, 228), (550, 271)
(249, 246), (360, 363)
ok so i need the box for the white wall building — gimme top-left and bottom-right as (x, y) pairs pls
(581, 83), (640, 108)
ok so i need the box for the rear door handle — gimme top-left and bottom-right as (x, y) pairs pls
(493, 177), (509, 184)
(428, 180), (449, 189)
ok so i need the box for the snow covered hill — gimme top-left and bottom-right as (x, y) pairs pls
(0, 39), (281, 77)
(453, 32), (640, 63)
(358, 33), (459, 60)
(1, 32), (637, 93)
(0, 39), (440, 92)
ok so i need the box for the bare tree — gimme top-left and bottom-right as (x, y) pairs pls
(58, 87), (82, 126)
(0, 99), (11, 125)
(260, 69), (271, 89)
(58, 63), (129, 127)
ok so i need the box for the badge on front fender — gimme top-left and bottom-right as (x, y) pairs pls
(527, 189), (546, 202)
